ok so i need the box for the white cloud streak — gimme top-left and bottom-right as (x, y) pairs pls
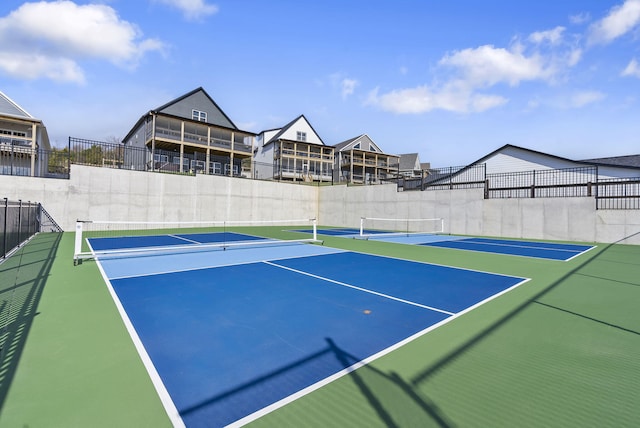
(622, 59), (640, 77)
(341, 78), (358, 99)
(0, 1), (165, 83)
(569, 90), (605, 108)
(153, 0), (218, 21)
(587, 0), (640, 45)
(528, 26), (566, 45)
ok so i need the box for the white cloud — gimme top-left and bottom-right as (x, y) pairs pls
(438, 44), (555, 88)
(341, 78), (358, 99)
(363, 44), (556, 112)
(365, 84), (507, 114)
(569, 90), (605, 107)
(622, 58), (640, 77)
(0, 1), (164, 83)
(587, 0), (640, 45)
(153, 0), (218, 21)
(569, 12), (591, 25)
(528, 26), (566, 45)
(0, 52), (84, 83)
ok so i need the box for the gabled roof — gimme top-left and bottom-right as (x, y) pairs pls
(580, 154), (640, 168)
(153, 87), (238, 130)
(0, 91), (34, 120)
(265, 114), (325, 146)
(467, 144), (582, 167)
(469, 144), (640, 172)
(398, 153), (421, 170)
(334, 134), (390, 154)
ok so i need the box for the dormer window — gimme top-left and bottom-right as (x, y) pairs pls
(296, 131), (307, 142)
(192, 110), (207, 122)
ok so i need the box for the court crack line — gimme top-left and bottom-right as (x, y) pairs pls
(263, 261), (455, 316)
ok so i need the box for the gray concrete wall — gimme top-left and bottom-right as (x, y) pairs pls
(317, 184), (640, 244)
(2, 165), (639, 244)
(0, 165), (318, 230)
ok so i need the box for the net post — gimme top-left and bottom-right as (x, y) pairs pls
(360, 217), (365, 236)
(74, 221), (83, 264)
(312, 218), (317, 241)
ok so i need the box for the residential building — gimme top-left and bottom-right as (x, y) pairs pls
(334, 134), (399, 185)
(122, 87), (255, 177)
(398, 153), (427, 177)
(0, 91), (51, 177)
(254, 115), (333, 182)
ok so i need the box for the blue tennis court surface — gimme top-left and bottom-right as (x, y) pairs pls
(93, 234), (527, 427)
(419, 237), (594, 261)
(89, 231), (265, 251)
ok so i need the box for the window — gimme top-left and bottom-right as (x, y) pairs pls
(192, 110), (207, 122)
(296, 131), (307, 142)
(210, 162), (222, 174)
(354, 143), (361, 149)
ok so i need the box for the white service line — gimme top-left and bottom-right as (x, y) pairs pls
(263, 260), (455, 316)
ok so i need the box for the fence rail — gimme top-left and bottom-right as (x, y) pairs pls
(1, 199), (63, 261)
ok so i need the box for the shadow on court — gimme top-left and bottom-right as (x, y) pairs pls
(406, 232), (640, 425)
(180, 337), (454, 427)
(0, 233), (62, 410)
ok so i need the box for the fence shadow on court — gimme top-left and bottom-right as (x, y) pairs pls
(0, 232), (62, 409)
(409, 231), (640, 390)
(179, 336), (454, 426)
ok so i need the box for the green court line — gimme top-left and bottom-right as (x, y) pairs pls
(0, 229), (638, 427)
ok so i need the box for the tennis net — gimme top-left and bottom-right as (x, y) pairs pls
(73, 218), (319, 263)
(359, 217), (444, 239)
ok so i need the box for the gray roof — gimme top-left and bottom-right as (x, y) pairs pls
(398, 153), (420, 170)
(334, 135), (362, 151)
(265, 114), (326, 146)
(580, 155), (640, 168)
(0, 91), (33, 119)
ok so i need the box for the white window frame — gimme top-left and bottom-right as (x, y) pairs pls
(296, 131), (307, 142)
(192, 110), (207, 122)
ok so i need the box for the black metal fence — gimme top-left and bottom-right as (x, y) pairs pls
(400, 164), (639, 210)
(596, 177), (640, 210)
(1, 199), (63, 261)
(400, 164), (487, 191)
(2, 137), (639, 209)
(485, 166), (599, 199)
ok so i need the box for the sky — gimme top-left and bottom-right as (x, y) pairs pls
(1, 0), (640, 167)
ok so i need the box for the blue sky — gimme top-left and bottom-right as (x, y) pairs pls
(1, 0), (640, 167)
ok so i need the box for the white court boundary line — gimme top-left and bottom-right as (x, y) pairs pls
(229, 273), (531, 427)
(90, 243), (186, 428)
(424, 238), (596, 262)
(95, 244), (531, 428)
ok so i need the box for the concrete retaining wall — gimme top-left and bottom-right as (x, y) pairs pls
(2, 165), (639, 244)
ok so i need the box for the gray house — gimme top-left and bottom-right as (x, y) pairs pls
(122, 87), (255, 176)
(334, 134), (399, 185)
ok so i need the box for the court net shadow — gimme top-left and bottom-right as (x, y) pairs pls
(0, 233), (62, 409)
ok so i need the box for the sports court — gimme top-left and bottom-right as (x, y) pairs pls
(88, 230), (526, 427)
(2, 216), (639, 428)
(302, 218), (595, 261)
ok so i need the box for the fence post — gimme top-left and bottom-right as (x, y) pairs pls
(17, 199), (22, 245)
(2, 198), (7, 258)
(530, 170), (536, 198)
